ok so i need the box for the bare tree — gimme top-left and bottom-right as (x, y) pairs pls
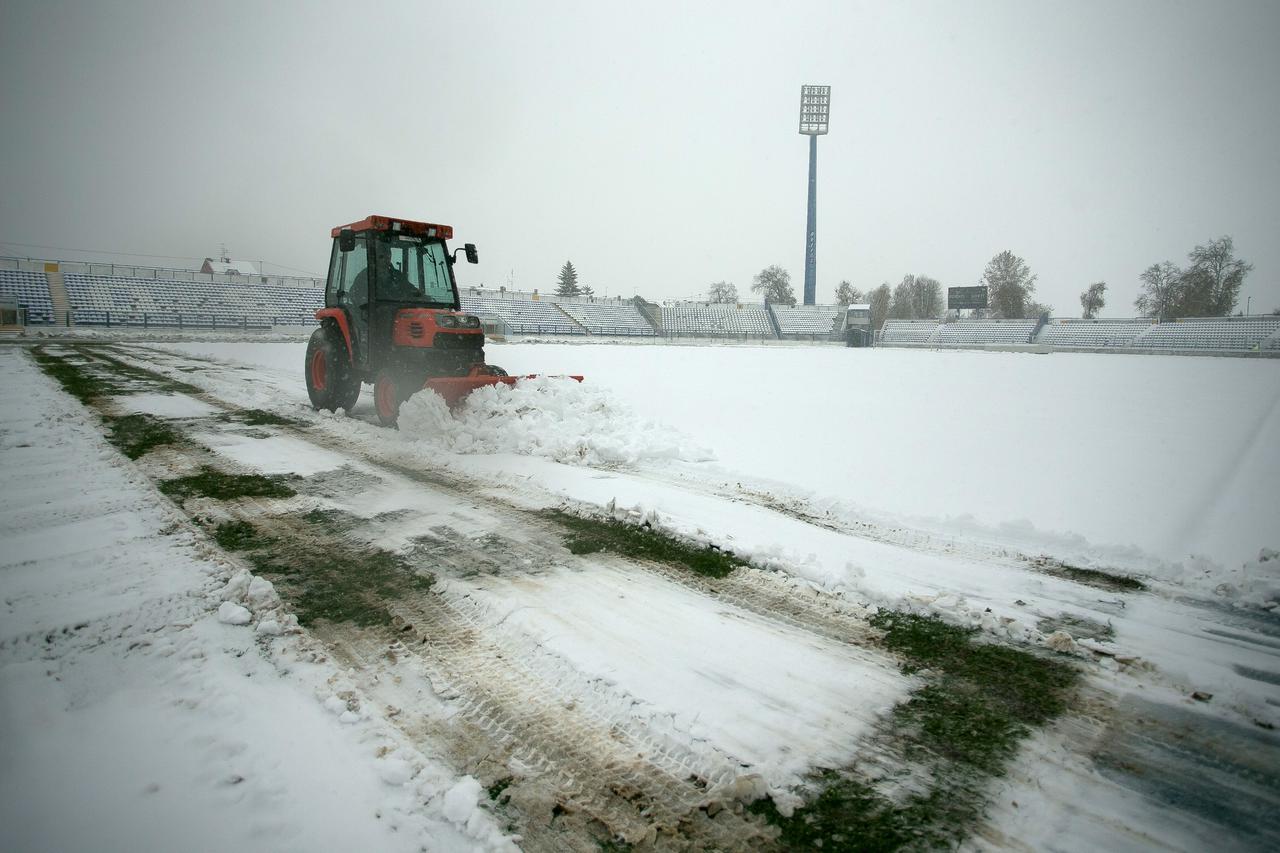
(1178, 236), (1252, 317)
(751, 265), (796, 305)
(867, 282), (892, 330)
(888, 274), (943, 319)
(706, 281), (738, 304)
(1026, 301), (1054, 320)
(1134, 261), (1180, 320)
(1079, 281), (1106, 319)
(834, 280), (863, 306)
(981, 251), (1038, 319)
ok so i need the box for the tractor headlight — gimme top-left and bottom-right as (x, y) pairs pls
(461, 314), (481, 328)
(437, 314), (458, 328)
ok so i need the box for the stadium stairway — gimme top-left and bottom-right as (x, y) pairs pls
(556, 303), (589, 334)
(764, 303), (784, 338)
(636, 300), (663, 333)
(46, 269), (71, 326)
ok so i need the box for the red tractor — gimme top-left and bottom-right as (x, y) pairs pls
(305, 215), (577, 424)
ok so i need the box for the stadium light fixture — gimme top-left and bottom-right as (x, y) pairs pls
(798, 85), (831, 136)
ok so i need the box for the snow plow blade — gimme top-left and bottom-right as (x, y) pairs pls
(423, 374), (584, 408)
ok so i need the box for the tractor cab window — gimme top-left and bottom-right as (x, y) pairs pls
(340, 238), (370, 310)
(374, 234), (455, 306)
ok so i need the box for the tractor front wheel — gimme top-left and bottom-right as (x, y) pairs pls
(305, 327), (360, 412)
(373, 370), (403, 427)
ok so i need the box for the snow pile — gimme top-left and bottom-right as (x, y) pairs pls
(397, 376), (712, 466)
(1210, 549), (1280, 610)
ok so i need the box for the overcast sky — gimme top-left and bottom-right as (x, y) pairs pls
(2, 0), (1277, 315)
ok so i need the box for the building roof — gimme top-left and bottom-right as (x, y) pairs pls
(202, 259), (259, 276)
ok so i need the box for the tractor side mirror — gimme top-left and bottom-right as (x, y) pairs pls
(464, 243), (478, 264)
(338, 228), (356, 253)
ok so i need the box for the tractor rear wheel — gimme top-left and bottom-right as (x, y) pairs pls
(373, 369), (402, 427)
(305, 327), (360, 412)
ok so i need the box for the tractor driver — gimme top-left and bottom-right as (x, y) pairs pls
(372, 240), (419, 301)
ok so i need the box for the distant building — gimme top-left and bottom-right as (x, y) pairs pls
(201, 258), (259, 276)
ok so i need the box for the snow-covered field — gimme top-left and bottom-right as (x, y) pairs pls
(3, 338), (1278, 852)
(165, 340), (1280, 573)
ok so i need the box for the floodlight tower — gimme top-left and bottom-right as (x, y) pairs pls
(798, 84), (830, 306)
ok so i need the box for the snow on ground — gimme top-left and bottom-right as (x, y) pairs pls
(161, 341), (1280, 572)
(16, 337), (1278, 849)
(108, 391), (221, 419)
(120, 340), (1278, 735)
(439, 562), (907, 790)
(0, 349), (514, 853)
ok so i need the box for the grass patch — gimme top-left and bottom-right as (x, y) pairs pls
(31, 347), (123, 402)
(159, 465), (296, 501)
(94, 348), (202, 395)
(300, 507), (360, 533)
(748, 772), (970, 852)
(548, 511), (746, 579)
(224, 408), (303, 427)
(241, 520), (433, 628)
(104, 413), (181, 459)
(751, 611), (1080, 851)
(213, 519), (273, 551)
(1034, 558), (1146, 592)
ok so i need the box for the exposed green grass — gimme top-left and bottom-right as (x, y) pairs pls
(94, 348), (202, 395)
(1036, 559), (1146, 592)
(748, 771), (967, 852)
(487, 777), (513, 802)
(244, 523), (433, 628)
(159, 465), (296, 501)
(750, 611), (1080, 851)
(225, 408), (303, 427)
(31, 347), (123, 402)
(213, 519), (273, 551)
(104, 413), (181, 459)
(548, 511), (746, 579)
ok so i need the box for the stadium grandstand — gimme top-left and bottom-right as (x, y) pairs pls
(878, 315), (1280, 354)
(771, 304), (842, 337)
(4, 254), (1275, 356)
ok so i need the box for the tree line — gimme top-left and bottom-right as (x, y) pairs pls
(559, 235), (1259, 322)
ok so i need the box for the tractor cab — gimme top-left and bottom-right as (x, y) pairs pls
(307, 214), (579, 425)
(322, 215), (478, 369)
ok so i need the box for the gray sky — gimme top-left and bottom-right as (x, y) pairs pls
(2, 0), (1277, 315)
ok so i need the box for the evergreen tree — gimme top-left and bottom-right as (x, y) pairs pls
(556, 260), (581, 297)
